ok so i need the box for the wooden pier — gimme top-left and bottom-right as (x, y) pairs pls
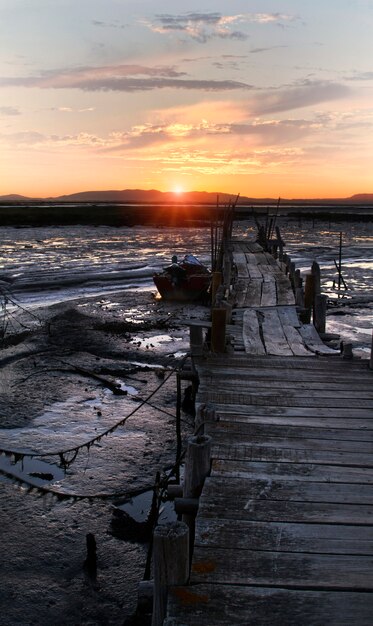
(163, 239), (373, 625)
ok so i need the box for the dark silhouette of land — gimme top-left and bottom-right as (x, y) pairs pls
(0, 189), (372, 225)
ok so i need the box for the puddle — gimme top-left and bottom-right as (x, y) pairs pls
(116, 489), (176, 524)
(0, 454), (65, 487)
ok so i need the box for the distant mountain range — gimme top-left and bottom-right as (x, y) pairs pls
(1, 189), (373, 204)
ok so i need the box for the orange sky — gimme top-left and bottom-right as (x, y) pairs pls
(1, 1), (373, 198)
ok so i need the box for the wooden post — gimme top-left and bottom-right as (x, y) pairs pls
(175, 372), (182, 482)
(275, 226), (284, 261)
(211, 271), (222, 305)
(221, 300), (232, 324)
(289, 261), (296, 290)
(152, 522), (189, 626)
(342, 342), (353, 360)
(312, 261), (321, 297)
(304, 273), (314, 323)
(314, 294), (327, 334)
(211, 307), (226, 353)
(295, 285), (305, 308)
(294, 269), (301, 290)
(189, 325), (204, 356)
(370, 330), (373, 370)
(183, 434), (212, 499)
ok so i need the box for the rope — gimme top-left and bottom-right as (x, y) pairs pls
(0, 353), (191, 498)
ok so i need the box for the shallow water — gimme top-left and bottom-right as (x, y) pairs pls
(1, 219), (372, 353)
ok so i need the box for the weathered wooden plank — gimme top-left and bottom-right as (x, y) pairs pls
(201, 476), (373, 506)
(190, 546), (373, 589)
(299, 324), (340, 355)
(212, 403), (373, 418)
(212, 442), (373, 468)
(282, 324), (313, 356)
(242, 309), (266, 354)
(243, 279), (263, 307)
(212, 413), (373, 430)
(234, 279), (248, 307)
(209, 429), (373, 452)
(211, 459), (373, 483)
(200, 391), (373, 409)
(199, 379), (373, 396)
(205, 420), (373, 442)
(261, 279), (277, 307)
(260, 308), (294, 356)
(167, 584), (373, 626)
(233, 252), (249, 278)
(196, 355), (369, 370)
(276, 305), (301, 328)
(194, 517), (373, 555)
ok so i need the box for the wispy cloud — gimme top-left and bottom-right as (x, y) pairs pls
(249, 80), (350, 114)
(346, 71), (373, 81)
(0, 63), (252, 92)
(0, 106), (20, 116)
(91, 20), (128, 30)
(146, 12), (296, 43)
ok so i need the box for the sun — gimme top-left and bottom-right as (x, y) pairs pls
(173, 186), (184, 195)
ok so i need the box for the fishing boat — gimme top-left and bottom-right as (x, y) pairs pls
(153, 254), (211, 301)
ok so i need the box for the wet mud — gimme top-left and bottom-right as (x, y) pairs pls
(0, 289), (208, 625)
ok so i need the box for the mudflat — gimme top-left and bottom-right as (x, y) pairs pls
(0, 289), (208, 625)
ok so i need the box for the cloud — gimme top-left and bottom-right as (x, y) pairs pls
(250, 45), (288, 54)
(346, 71), (373, 81)
(91, 19), (128, 30)
(146, 12), (296, 43)
(0, 64), (252, 92)
(0, 106), (20, 116)
(249, 81), (351, 114)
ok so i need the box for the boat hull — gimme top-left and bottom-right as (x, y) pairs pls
(153, 274), (210, 301)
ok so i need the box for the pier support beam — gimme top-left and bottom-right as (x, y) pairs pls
(314, 294), (327, 334)
(211, 307), (227, 353)
(152, 522), (189, 626)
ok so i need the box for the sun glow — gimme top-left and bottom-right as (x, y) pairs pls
(173, 186), (184, 195)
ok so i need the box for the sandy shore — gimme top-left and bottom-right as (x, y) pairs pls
(0, 289), (209, 625)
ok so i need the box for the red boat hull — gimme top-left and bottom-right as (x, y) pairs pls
(153, 273), (211, 301)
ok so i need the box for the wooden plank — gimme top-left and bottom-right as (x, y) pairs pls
(199, 380), (373, 398)
(299, 325), (340, 356)
(212, 413), (373, 430)
(209, 429), (373, 452)
(201, 391), (373, 409)
(261, 279), (277, 306)
(234, 279), (248, 307)
(201, 476), (373, 506)
(211, 459), (373, 483)
(276, 305), (301, 328)
(167, 584), (373, 626)
(233, 252), (249, 278)
(242, 309), (266, 355)
(260, 308), (293, 356)
(212, 403), (373, 418)
(195, 517), (373, 555)
(191, 546), (373, 589)
(212, 442), (373, 468)
(205, 420), (373, 442)
(243, 279), (262, 307)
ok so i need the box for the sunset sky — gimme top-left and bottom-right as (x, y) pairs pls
(1, 0), (373, 198)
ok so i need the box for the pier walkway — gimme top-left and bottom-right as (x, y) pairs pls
(166, 240), (373, 625)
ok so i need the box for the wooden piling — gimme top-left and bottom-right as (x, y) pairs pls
(152, 522), (189, 626)
(314, 294), (327, 334)
(304, 273), (314, 322)
(189, 325), (204, 356)
(211, 271), (222, 304)
(211, 307), (227, 353)
(183, 434), (212, 499)
(370, 330), (373, 370)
